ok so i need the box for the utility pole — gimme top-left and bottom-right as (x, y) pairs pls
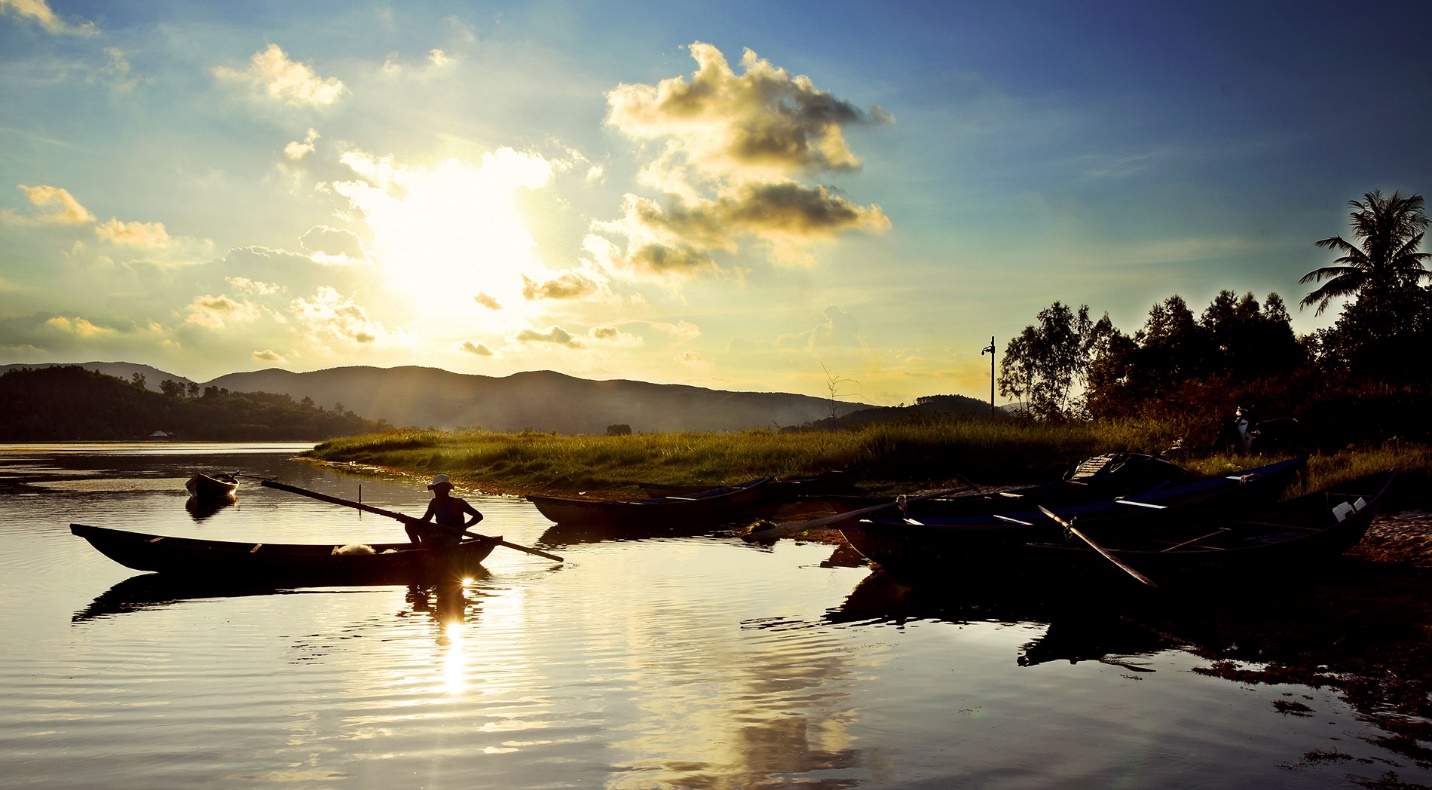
(980, 336), (995, 419)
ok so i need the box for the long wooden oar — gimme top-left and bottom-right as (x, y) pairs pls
(261, 479), (563, 563)
(743, 486), (971, 543)
(1037, 505), (1155, 588)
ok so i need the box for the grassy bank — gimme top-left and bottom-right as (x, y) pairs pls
(304, 420), (1432, 505)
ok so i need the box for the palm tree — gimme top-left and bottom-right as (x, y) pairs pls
(1299, 190), (1431, 315)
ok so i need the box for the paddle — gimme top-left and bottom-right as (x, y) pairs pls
(1037, 505), (1156, 588)
(742, 486), (971, 543)
(260, 479), (564, 563)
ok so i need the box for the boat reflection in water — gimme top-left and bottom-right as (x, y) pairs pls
(73, 571), (487, 628)
(826, 556), (1432, 767)
(183, 492), (236, 521)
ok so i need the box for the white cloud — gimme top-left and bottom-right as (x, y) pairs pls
(0, 0), (96, 36)
(213, 44), (346, 107)
(185, 294), (262, 329)
(251, 349), (287, 363)
(459, 340), (493, 356)
(2, 184), (95, 225)
(291, 286), (387, 345)
(300, 225), (367, 264)
(95, 218), (172, 247)
(649, 320), (701, 339)
(285, 128), (320, 161)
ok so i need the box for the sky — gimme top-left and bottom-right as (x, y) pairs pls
(2, 1), (1429, 407)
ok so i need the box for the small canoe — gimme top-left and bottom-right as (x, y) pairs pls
(70, 524), (499, 586)
(527, 476), (773, 526)
(185, 472), (239, 500)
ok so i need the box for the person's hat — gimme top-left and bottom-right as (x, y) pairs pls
(427, 474), (453, 490)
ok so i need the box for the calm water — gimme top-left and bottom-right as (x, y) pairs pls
(1, 443), (1427, 789)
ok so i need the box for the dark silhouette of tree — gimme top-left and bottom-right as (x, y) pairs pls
(1200, 291), (1304, 379)
(159, 378), (185, 398)
(997, 302), (1095, 420)
(1300, 190), (1430, 315)
(605, 424), (633, 436)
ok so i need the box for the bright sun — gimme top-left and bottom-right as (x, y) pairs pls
(338, 149), (554, 319)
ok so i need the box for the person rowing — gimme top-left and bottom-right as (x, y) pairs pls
(407, 474), (483, 548)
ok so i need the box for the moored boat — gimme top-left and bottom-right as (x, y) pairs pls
(1018, 469), (1396, 590)
(185, 472), (239, 500)
(639, 464), (870, 504)
(527, 476), (773, 526)
(841, 456), (1307, 577)
(70, 523), (500, 586)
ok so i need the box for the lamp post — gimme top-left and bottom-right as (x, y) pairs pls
(980, 336), (995, 419)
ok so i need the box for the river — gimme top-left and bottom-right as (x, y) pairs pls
(1, 443), (1428, 788)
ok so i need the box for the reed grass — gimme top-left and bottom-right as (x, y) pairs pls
(301, 417), (1429, 503)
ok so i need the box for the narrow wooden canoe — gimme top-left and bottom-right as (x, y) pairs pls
(639, 464), (871, 504)
(527, 476), (774, 526)
(185, 472), (238, 500)
(71, 523), (499, 586)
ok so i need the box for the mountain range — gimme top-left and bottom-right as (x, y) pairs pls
(2, 361), (885, 434)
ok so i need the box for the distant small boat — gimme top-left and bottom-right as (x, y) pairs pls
(527, 476), (774, 526)
(70, 524), (500, 586)
(185, 472), (238, 501)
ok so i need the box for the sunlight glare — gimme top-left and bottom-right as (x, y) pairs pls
(341, 149), (554, 319)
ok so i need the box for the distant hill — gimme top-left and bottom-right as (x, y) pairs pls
(0, 366), (387, 441)
(795, 393), (999, 431)
(205, 366), (870, 433)
(1, 361), (193, 393)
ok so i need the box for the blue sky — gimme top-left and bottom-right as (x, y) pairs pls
(2, 1), (1428, 405)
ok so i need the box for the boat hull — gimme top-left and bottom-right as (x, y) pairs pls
(527, 476), (773, 526)
(185, 473), (238, 500)
(71, 524), (499, 586)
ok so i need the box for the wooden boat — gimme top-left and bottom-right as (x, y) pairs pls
(70, 524), (500, 586)
(639, 464), (870, 504)
(1017, 469), (1397, 590)
(818, 453), (1195, 519)
(841, 456), (1307, 577)
(526, 476), (774, 526)
(185, 472), (239, 500)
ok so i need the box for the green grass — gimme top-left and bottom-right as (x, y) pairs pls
(300, 418), (1428, 503)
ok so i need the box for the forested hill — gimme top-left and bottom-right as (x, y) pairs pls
(205, 366), (867, 433)
(0, 366), (389, 441)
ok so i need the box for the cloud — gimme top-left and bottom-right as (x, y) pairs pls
(515, 325), (581, 348)
(676, 351), (706, 365)
(300, 225), (366, 263)
(2, 184), (95, 225)
(473, 293), (501, 310)
(649, 319), (701, 339)
(429, 49), (452, 67)
(606, 42), (891, 182)
(91, 48), (140, 92)
(588, 326), (641, 346)
(213, 44), (346, 107)
(227, 276), (285, 296)
(251, 349), (286, 363)
(0, 0), (97, 36)
(592, 42), (891, 278)
(521, 271), (600, 301)
(96, 218), (172, 247)
(778, 306), (864, 350)
(185, 294), (262, 329)
(291, 286), (387, 345)
(459, 340), (493, 356)
(285, 128), (320, 161)
(46, 315), (114, 337)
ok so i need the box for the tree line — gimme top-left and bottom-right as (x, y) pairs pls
(998, 189), (1432, 449)
(0, 366), (393, 441)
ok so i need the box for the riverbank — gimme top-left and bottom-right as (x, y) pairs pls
(302, 423), (1432, 505)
